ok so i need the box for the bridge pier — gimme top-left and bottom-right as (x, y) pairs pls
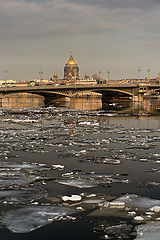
(132, 94), (144, 102)
(132, 95), (143, 102)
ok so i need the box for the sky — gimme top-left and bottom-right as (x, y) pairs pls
(0, 0), (160, 81)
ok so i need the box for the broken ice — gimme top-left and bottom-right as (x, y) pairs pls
(136, 221), (160, 240)
(0, 187), (47, 204)
(58, 179), (98, 188)
(114, 194), (160, 210)
(62, 195), (82, 202)
(2, 206), (76, 233)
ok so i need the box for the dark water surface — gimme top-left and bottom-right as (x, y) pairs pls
(1, 97), (160, 239)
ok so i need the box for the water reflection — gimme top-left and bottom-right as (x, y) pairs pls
(2, 93), (160, 117)
(52, 96), (102, 110)
(1, 93), (44, 108)
(51, 97), (160, 116)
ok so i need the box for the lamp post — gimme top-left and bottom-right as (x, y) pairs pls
(107, 70), (110, 84)
(138, 68), (141, 82)
(147, 68), (150, 82)
(3, 69), (8, 89)
(98, 71), (102, 84)
(39, 71), (43, 82)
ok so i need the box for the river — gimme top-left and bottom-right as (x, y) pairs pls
(0, 95), (160, 240)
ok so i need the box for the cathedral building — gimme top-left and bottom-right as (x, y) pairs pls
(52, 53), (97, 85)
(64, 53), (79, 81)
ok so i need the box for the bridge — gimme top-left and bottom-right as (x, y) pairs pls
(0, 83), (160, 102)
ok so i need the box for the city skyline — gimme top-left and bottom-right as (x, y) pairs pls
(0, 0), (160, 81)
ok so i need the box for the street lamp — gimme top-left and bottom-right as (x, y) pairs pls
(107, 70), (110, 84)
(3, 69), (8, 88)
(147, 68), (150, 82)
(39, 71), (43, 82)
(138, 68), (141, 82)
(98, 71), (102, 84)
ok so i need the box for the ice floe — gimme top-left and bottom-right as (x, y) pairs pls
(134, 216), (144, 222)
(62, 195), (82, 202)
(136, 221), (160, 240)
(58, 179), (97, 188)
(0, 187), (47, 204)
(2, 206), (76, 233)
(114, 194), (160, 210)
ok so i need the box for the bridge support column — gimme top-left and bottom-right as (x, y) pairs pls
(132, 94), (143, 102)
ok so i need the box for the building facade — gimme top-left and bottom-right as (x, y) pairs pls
(64, 53), (79, 80)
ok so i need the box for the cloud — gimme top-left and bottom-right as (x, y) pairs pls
(0, 0), (146, 41)
(0, 0), (160, 81)
(66, 0), (160, 10)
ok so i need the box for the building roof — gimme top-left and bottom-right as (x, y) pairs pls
(66, 52), (77, 65)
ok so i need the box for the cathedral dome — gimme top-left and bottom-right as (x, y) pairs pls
(66, 52), (77, 65)
(64, 52), (79, 80)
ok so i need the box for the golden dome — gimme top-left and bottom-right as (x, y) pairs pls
(66, 52), (77, 65)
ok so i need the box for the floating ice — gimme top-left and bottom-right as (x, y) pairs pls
(128, 211), (136, 216)
(109, 201), (125, 208)
(2, 206), (75, 233)
(136, 221), (160, 240)
(58, 172), (114, 188)
(0, 178), (31, 186)
(0, 174), (48, 187)
(134, 216), (144, 222)
(102, 158), (120, 165)
(149, 206), (160, 213)
(0, 187), (47, 204)
(103, 223), (135, 240)
(0, 162), (49, 171)
(58, 179), (97, 188)
(82, 199), (105, 204)
(115, 194), (160, 210)
(52, 165), (64, 169)
(62, 195), (82, 202)
(78, 121), (99, 126)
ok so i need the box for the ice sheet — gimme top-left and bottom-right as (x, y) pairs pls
(3, 206), (76, 233)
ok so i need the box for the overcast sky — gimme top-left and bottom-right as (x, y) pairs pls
(0, 0), (160, 81)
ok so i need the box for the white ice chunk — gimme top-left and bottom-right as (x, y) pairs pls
(83, 199), (105, 204)
(109, 201), (125, 208)
(128, 211), (136, 216)
(62, 195), (82, 202)
(149, 206), (160, 213)
(52, 165), (64, 169)
(115, 194), (160, 210)
(78, 121), (99, 126)
(103, 159), (121, 165)
(2, 206), (75, 233)
(136, 221), (160, 240)
(134, 216), (144, 222)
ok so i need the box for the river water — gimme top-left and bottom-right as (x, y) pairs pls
(1, 95), (160, 239)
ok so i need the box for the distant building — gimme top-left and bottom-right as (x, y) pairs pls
(51, 53), (98, 86)
(0, 79), (16, 86)
(64, 53), (79, 81)
(75, 79), (97, 85)
(155, 73), (160, 84)
(53, 73), (58, 82)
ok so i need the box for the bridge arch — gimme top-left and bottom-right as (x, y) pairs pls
(146, 88), (160, 94)
(66, 88), (133, 98)
(91, 88), (133, 100)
